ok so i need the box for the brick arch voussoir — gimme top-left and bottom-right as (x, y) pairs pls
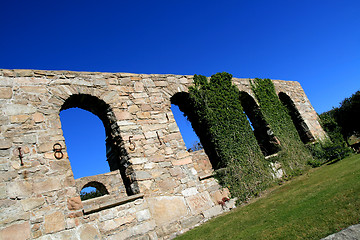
(80, 180), (110, 195)
(164, 83), (189, 99)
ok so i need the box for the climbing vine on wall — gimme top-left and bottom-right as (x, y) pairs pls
(188, 73), (273, 201)
(250, 78), (313, 177)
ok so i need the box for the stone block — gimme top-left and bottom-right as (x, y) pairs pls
(33, 178), (62, 194)
(135, 171), (152, 180)
(143, 79), (156, 88)
(13, 134), (37, 144)
(157, 179), (177, 192)
(114, 214), (136, 226)
(171, 157), (192, 166)
(132, 92), (148, 99)
(168, 122), (179, 133)
(147, 196), (188, 226)
(158, 222), (181, 237)
(144, 162), (155, 169)
(148, 155), (164, 163)
(37, 142), (54, 153)
(136, 209), (151, 222)
(3, 104), (36, 115)
(99, 219), (117, 232)
(108, 229), (132, 240)
(21, 197), (45, 211)
(102, 91), (118, 103)
(181, 187), (198, 197)
(79, 224), (101, 240)
(169, 167), (183, 177)
(202, 205), (223, 219)
(131, 157), (148, 165)
(176, 151), (190, 159)
(0, 221), (31, 240)
(134, 82), (144, 92)
(44, 211), (65, 234)
(130, 220), (156, 236)
(67, 196), (83, 211)
(0, 87), (12, 99)
(0, 139), (11, 150)
(128, 105), (140, 113)
(144, 131), (157, 139)
(185, 192), (213, 214)
(0, 184), (6, 199)
(10, 115), (30, 123)
(7, 180), (33, 199)
(32, 112), (45, 123)
(137, 112), (151, 119)
(180, 215), (203, 229)
(51, 229), (78, 240)
(114, 110), (133, 120)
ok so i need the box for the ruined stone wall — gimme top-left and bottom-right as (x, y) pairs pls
(0, 69), (326, 240)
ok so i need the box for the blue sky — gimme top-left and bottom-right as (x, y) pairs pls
(2, 1), (359, 178)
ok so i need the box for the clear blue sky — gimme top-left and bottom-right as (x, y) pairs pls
(2, 1), (359, 179)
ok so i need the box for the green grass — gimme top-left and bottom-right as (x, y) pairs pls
(177, 154), (360, 240)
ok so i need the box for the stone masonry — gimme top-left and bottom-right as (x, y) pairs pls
(0, 69), (327, 240)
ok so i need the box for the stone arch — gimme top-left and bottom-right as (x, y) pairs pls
(60, 93), (139, 195)
(239, 91), (281, 156)
(278, 92), (315, 144)
(170, 92), (222, 169)
(81, 181), (109, 196)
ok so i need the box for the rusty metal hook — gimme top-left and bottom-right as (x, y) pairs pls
(129, 136), (136, 151)
(156, 131), (163, 145)
(17, 147), (24, 166)
(53, 143), (64, 159)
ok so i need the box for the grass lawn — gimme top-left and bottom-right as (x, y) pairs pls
(176, 154), (360, 240)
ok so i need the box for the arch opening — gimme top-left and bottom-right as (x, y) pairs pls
(80, 181), (109, 201)
(239, 92), (281, 156)
(60, 108), (108, 178)
(171, 92), (223, 169)
(278, 92), (315, 144)
(60, 94), (138, 195)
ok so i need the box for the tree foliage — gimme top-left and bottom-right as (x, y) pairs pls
(80, 188), (103, 201)
(333, 90), (360, 139)
(307, 92), (358, 166)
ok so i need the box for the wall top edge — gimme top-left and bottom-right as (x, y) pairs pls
(0, 69), (298, 84)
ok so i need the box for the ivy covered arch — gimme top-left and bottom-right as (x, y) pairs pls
(278, 92), (315, 144)
(239, 91), (281, 156)
(170, 92), (222, 169)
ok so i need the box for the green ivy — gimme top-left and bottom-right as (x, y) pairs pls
(186, 74), (314, 202)
(188, 73), (272, 201)
(250, 78), (313, 177)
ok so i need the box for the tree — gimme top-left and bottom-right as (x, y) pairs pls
(334, 90), (360, 140)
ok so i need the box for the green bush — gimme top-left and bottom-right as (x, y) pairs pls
(306, 110), (352, 167)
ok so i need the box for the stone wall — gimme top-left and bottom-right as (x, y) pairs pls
(0, 69), (326, 239)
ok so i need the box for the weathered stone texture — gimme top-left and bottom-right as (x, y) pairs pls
(44, 211), (66, 234)
(0, 221), (31, 240)
(0, 69), (326, 239)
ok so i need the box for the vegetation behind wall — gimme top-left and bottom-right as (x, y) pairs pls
(305, 90), (359, 166)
